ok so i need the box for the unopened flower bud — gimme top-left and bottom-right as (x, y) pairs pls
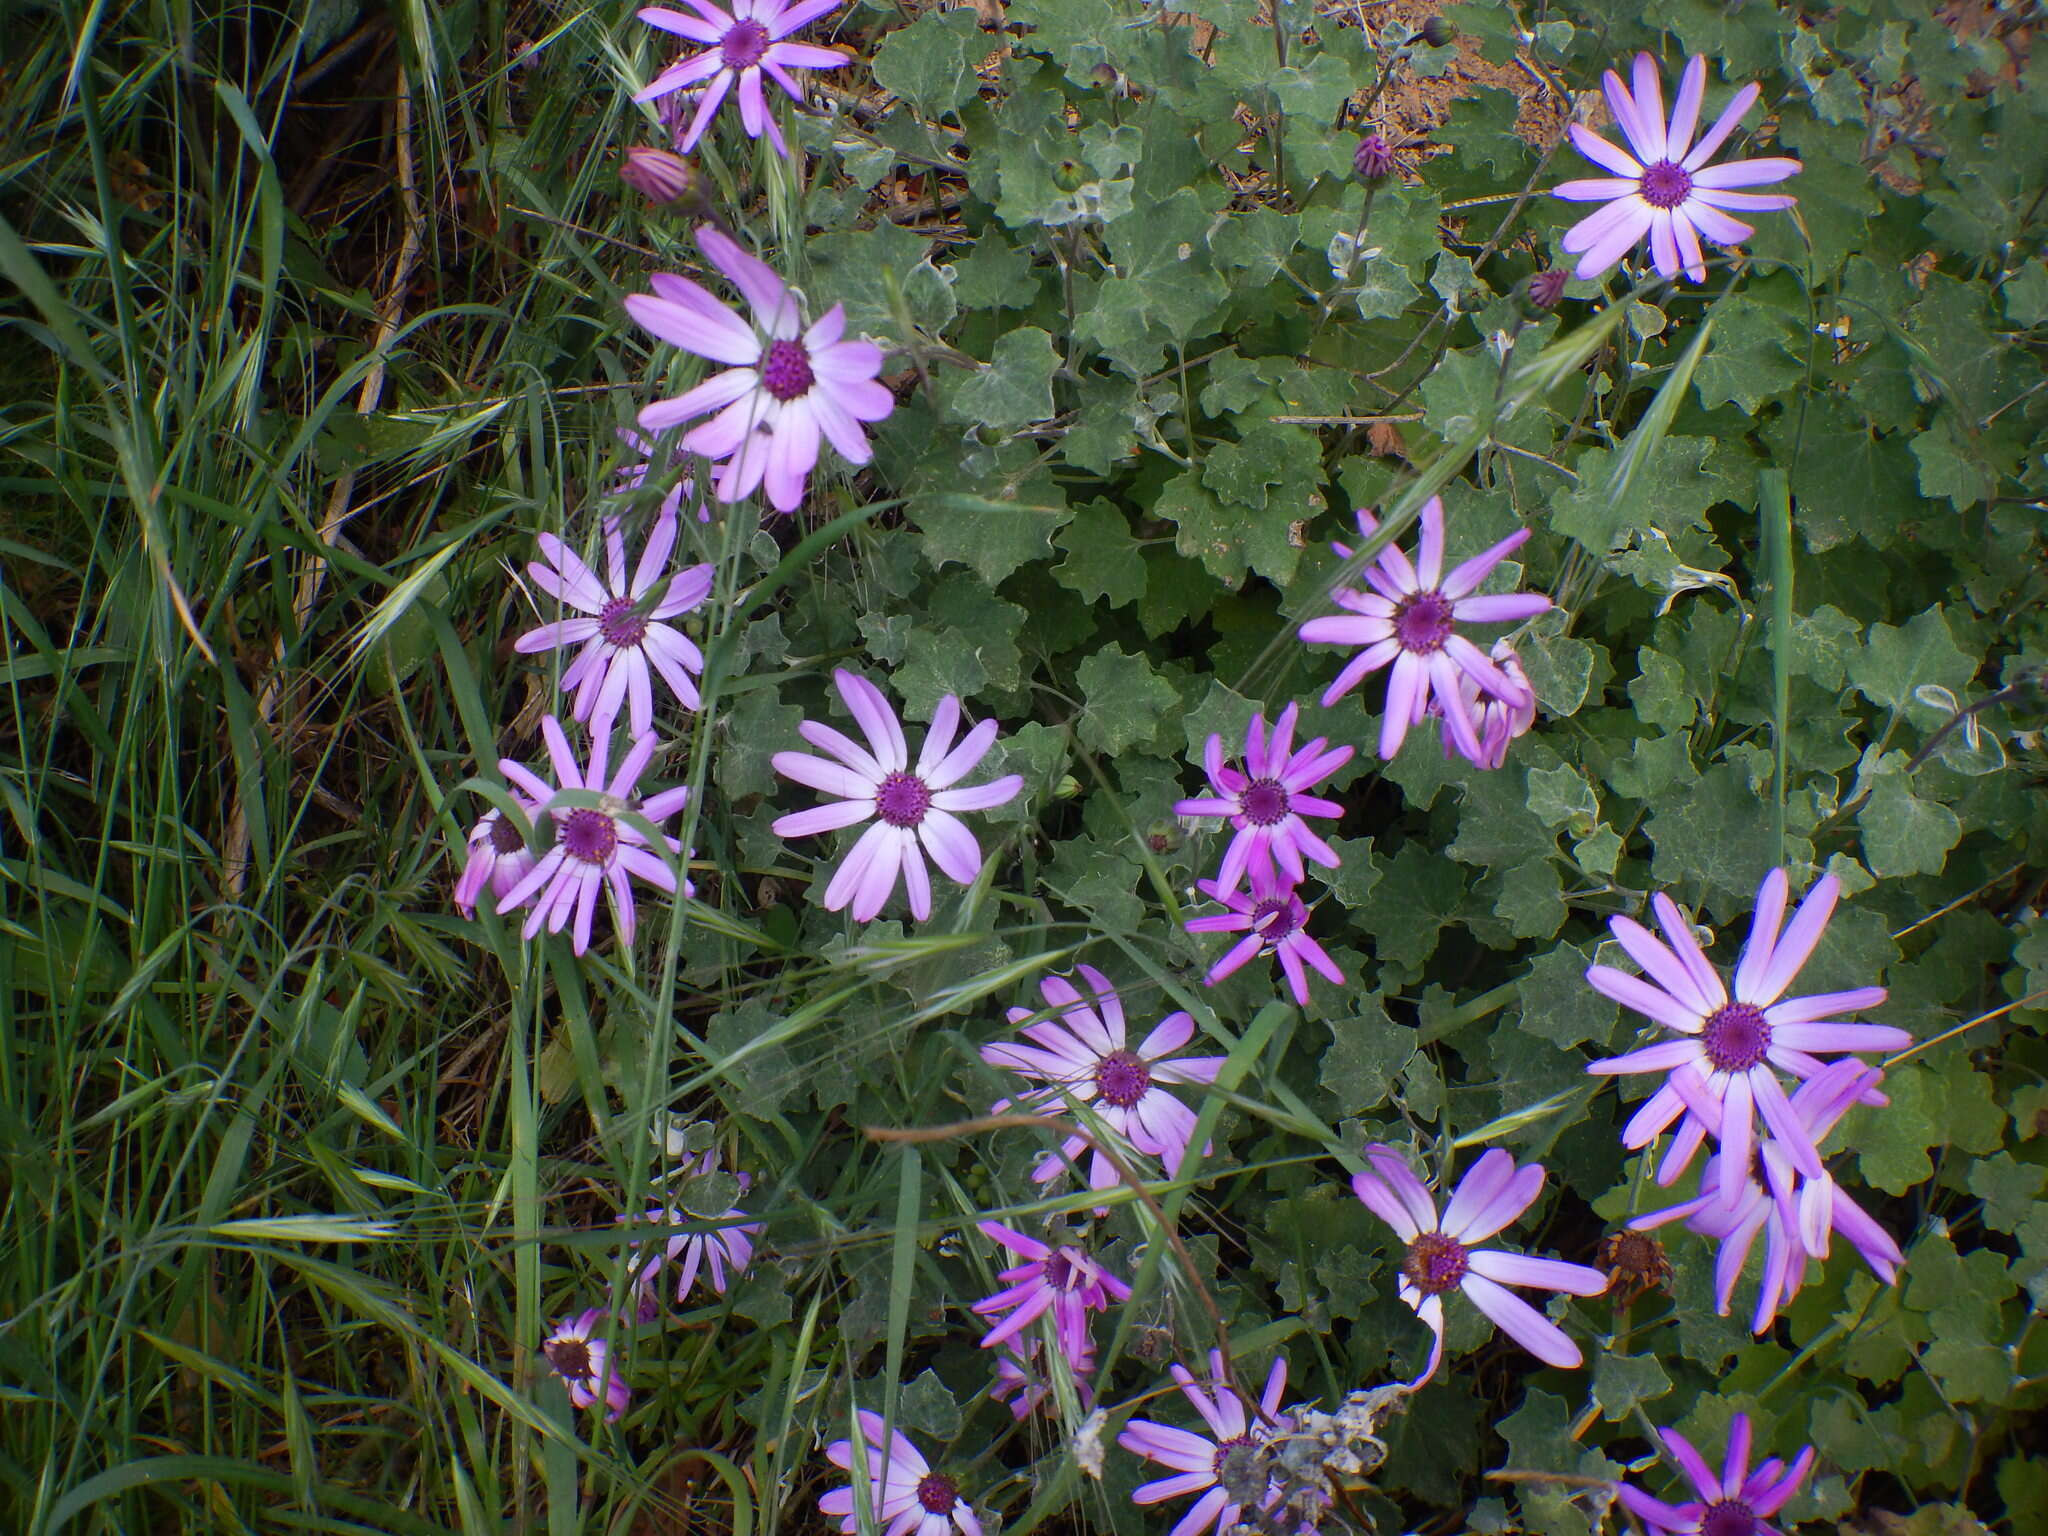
(1353, 133), (1396, 184)
(1518, 269), (1568, 317)
(1145, 818), (1183, 855)
(621, 146), (698, 205)
(1052, 158), (1087, 193)
(1420, 16), (1454, 47)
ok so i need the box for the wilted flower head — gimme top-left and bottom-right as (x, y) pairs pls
(771, 668), (1022, 922)
(454, 798), (538, 918)
(1615, 1413), (1815, 1536)
(1553, 53), (1800, 284)
(513, 508), (714, 737)
(981, 965), (1226, 1195)
(1352, 1145), (1607, 1384)
(1299, 498), (1549, 760)
(1117, 1351), (1290, 1536)
(625, 225), (894, 512)
(1429, 637), (1537, 770)
(1585, 867), (1909, 1207)
(634, 0), (850, 158)
(543, 1308), (631, 1421)
(1174, 701), (1351, 897)
(820, 1413), (979, 1536)
(494, 719), (694, 955)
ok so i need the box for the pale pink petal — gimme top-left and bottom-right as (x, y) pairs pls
(917, 808), (984, 885)
(1459, 1273), (1583, 1367)
(1566, 123), (1643, 177)
(1681, 82), (1762, 170)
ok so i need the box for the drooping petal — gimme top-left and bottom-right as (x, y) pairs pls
(1459, 1273), (1583, 1368)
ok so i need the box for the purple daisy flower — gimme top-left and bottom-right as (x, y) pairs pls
(626, 1150), (763, 1307)
(1185, 867), (1345, 1007)
(770, 669), (1022, 922)
(820, 1413), (980, 1536)
(624, 225), (894, 513)
(1298, 498), (1549, 761)
(1555, 54), (1801, 284)
(1430, 638), (1537, 770)
(1174, 702), (1351, 897)
(1616, 1413), (1816, 1536)
(613, 427), (709, 524)
(1630, 1061), (1902, 1333)
(542, 1308), (631, 1421)
(1352, 1145), (1607, 1384)
(989, 1335), (1095, 1420)
(454, 799), (538, 918)
(514, 508), (714, 738)
(634, 0), (850, 159)
(495, 718), (694, 955)
(1117, 1351), (1289, 1536)
(971, 1221), (1130, 1362)
(981, 965), (1227, 1193)
(1585, 867), (1910, 1208)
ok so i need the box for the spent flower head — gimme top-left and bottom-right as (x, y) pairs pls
(1117, 1352), (1291, 1536)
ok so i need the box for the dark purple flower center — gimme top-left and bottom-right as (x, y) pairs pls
(1393, 591), (1454, 653)
(489, 814), (526, 856)
(720, 17), (770, 68)
(1045, 1247), (1082, 1290)
(545, 1338), (592, 1379)
(1095, 1048), (1152, 1108)
(1701, 1500), (1758, 1536)
(1238, 777), (1290, 826)
(1402, 1231), (1470, 1296)
(1252, 897), (1300, 945)
(599, 595), (649, 648)
(560, 808), (619, 865)
(915, 1473), (957, 1514)
(874, 771), (932, 828)
(1640, 159), (1693, 210)
(760, 337), (815, 402)
(1701, 1002), (1772, 1073)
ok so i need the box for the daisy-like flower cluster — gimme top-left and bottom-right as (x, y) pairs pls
(1585, 867), (1911, 1331)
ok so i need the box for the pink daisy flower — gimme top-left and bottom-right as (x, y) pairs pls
(770, 668), (1022, 923)
(633, 0), (849, 159)
(1351, 1145), (1607, 1384)
(625, 1150), (763, 1307)
(1117, 1351), (1289, 1536)
(542, 1308), (631, 1421)
(1554, 53), (1801, 284)
(820, 1413), (979, 1536)
(981, 965), (1227, 1194)
(1174, 701), (1351, 897)
(613, 427), (709, 524)
(624, 225), (894, 513)
(989, 1335), (1095, 1421)
(1298, 498), (1549, 761)
(1184, 867), (1345, 1007)
(1630, 1061), (1902, 1334)
(514, 507), (714, 738)
(970, 1221), (1129, 1363)
(454, 799), (537, 918)
(1585, 867), (1910, 1208)
(1430, 638), (1537, 770)
(495, 718), (694, 955)
(1615, 1413), (1816, 1536)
